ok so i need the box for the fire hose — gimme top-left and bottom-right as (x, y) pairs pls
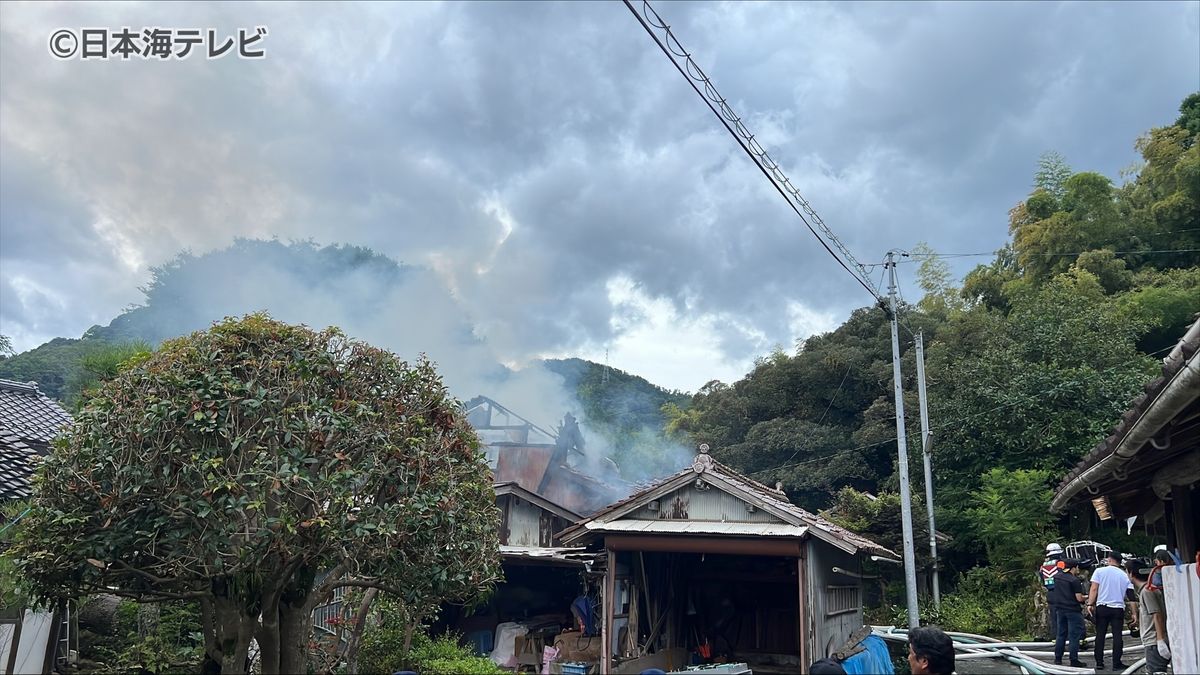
(870, 626), (1147, 675)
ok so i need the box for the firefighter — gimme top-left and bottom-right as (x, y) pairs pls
(1040, 542), (1066, 639)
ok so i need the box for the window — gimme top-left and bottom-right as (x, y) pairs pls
(825, 585), (859, 616)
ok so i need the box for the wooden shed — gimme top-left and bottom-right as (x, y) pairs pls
(559, 449), (896, 674)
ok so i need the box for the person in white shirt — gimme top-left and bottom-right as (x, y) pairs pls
(1088, 550), (1133, 670)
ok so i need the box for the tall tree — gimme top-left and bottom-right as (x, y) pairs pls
(1033, 151), (1073, 202)
(15, 314), (501, 674)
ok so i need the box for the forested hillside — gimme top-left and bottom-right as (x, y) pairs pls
(664, 94), (1199, 599)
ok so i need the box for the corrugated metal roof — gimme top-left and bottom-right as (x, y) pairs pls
(584, 519), (809, 537)
(0, 379), (72, 446)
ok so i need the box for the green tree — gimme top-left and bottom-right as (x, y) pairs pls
(911, 243), (963, 316)
(0, 334), (12, 358)
(14, 314), (501, 674)
(1174, 92), (1199, 145)
(1034, 151), (1073, 202)
(966, 469), (1055, 578)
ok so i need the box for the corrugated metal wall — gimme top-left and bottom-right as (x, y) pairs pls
(805, 541), (864, 659)
(626, 483), (781, 524)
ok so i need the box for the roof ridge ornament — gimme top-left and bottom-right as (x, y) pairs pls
(693, 443), (713, 474)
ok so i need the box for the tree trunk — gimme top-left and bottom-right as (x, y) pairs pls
(344, 587), (379, 674)
(277, 568), (317, 675)
(211, 596), (255, 675)
(256, 615), (281, 675)
(277, 603), (310, 675)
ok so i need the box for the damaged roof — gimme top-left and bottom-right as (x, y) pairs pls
(1051, 319), (1200, 513)
(560, 452), (896, 559)
(0, 379), (73, 448)
(500, 545), (601, 568)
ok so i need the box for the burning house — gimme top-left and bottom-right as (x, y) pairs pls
(464, 396), (628, 516)
(455, 398), (891, 674)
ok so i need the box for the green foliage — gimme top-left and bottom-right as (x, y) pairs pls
(1034, 151), (1073, 202)
(66, 340), (153, 409)
(912, 242), (963, 316)
(0, 501), (33, 615)
(0, 336), (88, 401)
(935, 568), (1031, 639)
(1178, 92), (1200, 140)
(966, 469), (1055, 577)
(13, 314), (501, 670)
(825, 487), (931, 569)
(1119, 267), (1200, 353)
(0, 334), (12, 357)
(359, 619), (504, 675)
(84, 600), (205, 673)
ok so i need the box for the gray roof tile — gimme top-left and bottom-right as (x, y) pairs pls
(0, 378), (73, 445)
(0, 426), (41, 500)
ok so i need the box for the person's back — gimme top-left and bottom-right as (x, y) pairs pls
(1089, 552), (1133, 669)
(1092, 563), (1132, 607)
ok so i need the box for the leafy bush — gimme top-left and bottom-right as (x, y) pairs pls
(358, 627), (504, 675)
(934, 568), (1030, 639)
(83, 599), (204, 672)
(869, 567), (1032, 639)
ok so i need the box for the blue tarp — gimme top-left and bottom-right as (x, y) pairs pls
(840, 635), (895, 675)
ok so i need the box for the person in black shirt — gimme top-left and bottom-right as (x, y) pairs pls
(1049, 559), (1087, 667)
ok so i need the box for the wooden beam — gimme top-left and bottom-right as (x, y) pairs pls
(1171, 485), (1196, 559)
(603, 548), (615, 674)
(797, 546), (809, 669)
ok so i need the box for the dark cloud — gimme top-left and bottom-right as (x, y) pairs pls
(1, 0), (1196, 390)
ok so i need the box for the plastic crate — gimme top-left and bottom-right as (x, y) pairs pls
(561, 662), (590, 675)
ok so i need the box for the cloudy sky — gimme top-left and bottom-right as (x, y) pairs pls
(1, 1), (1197, 392)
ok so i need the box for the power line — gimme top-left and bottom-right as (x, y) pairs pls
(622, 0), (882, 301)
(750, 341), (1175, 478)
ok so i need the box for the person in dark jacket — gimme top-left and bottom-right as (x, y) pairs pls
(1049, 558), (1087, 667)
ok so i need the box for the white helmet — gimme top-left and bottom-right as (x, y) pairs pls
(1153, 544), (1168, 553)
(1046, 542), (1063, 555)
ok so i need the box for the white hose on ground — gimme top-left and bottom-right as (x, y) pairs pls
(1120, 658), (1146, 675)
(870, 627), (1109, 675)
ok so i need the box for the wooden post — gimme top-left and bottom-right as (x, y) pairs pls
(603, 548), (615, 674)
(797, 547), (809, 669)
(5, 609), (23, 675)
(1171, 485), (1196, 559)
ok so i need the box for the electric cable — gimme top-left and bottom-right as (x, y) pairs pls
(622, 0), (882, 301)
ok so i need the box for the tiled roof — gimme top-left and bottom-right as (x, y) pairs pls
(0, 379), (73, 445)
(562, 453), (896, 558)
(0, 426), (41, 500)
(1052, 323), (1200, 509)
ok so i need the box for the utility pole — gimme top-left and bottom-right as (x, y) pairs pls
(915, 331), (940, 609)
(886, 251), (920, 629)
